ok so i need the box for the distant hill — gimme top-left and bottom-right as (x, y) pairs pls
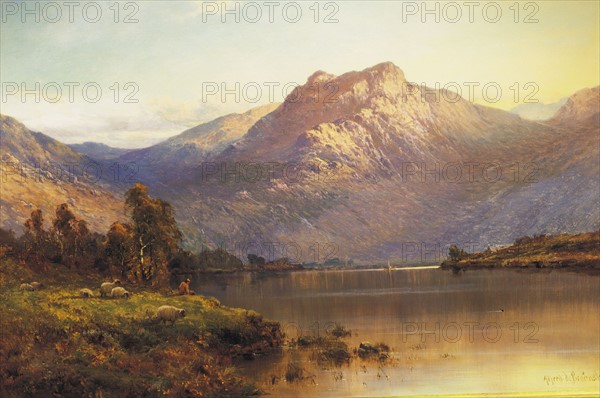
(549, 86), (600, 126)
(69, 142), (131, 160)
(0, 115), (127, 234)
(510, 98), (568, 120)
(116, 103), (279, 184)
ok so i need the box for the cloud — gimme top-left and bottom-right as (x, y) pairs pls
(2, 91), (267, 149)
(147, 97), (225, 127)
(148, 95), (272, 128)
(2, 99), (187, 149)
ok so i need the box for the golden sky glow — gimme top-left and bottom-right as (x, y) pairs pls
(1, 1), (598, 146)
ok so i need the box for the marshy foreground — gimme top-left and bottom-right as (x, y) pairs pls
(0, 259), (285, 397)
(0, 259), (395, 397)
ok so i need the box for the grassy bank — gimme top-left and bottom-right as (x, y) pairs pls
(0, 259), (283, 397)
(441, 231), (600, 274)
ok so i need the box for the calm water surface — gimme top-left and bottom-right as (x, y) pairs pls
(191, 268), (600, 397)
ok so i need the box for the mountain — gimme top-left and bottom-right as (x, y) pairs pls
(0, 115), (127, 234)
(549, 86), (600, 125)
(1, 115), (83, 167)
(122, 63), (598, 262)
(510, 98), (568, 120)
(2, 64), (598, 263)
(69, 142), (131, 160)
(0, 102), (279, 235)
(223, 62), (523, 162)
(116, 103), (279, 184)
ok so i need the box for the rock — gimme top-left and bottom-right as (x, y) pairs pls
(358, 341), (390, 360)
(359, 341), (378, 354)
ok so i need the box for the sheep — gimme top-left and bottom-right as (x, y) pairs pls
(79, 288), (94, 298)
(19, 282), (43, 291)
(110, 286), (130, 298)
(156, 305), (186, 325)
(19, 283), (34, 291)
(99, 279), (121, 297)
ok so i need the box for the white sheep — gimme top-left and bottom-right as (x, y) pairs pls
(80, 288), (94, 298)
(110, 286), (130, 298)
(156, 305), (186, 325)
(19, 283), (34, 291)
(99, 279), (121, 297)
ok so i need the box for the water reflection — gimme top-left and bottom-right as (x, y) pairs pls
(193, 269), (600, 397)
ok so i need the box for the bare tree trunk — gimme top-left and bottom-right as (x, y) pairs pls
(139, 236), (145, 266)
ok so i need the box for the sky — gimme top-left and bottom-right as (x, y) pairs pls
(1, 0), (599, 148)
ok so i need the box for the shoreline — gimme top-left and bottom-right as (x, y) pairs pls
(171, 264), (442, 277)
(0, 258), (284, 397)
(172, 261), (599, 277)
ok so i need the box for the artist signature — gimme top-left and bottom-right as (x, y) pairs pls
(543, 371), (599, 386)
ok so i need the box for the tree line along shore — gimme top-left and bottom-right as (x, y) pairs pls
(441, 231), (600, 274)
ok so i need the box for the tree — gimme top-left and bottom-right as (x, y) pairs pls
(105, 222), (134, 277)
(24, 209), (47, 260)
(50, 203), (94, 266)
(448, 244), (468, 262)
(71, 219), (90, 256)
(125, 184), (182, 284)
(51, 203), (77, 258)
(247, 254), (266, 267)
(24, 209), (44, 237)
(0, 228), (18, 258)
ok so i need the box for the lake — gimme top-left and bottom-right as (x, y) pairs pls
(191, 268), (600, 397)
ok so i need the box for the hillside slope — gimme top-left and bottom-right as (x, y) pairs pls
(0, 115), (127, 234)
(140, 64), (599, 261)
(69, 142), (131, 160)
(3, 65), (598, 263)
